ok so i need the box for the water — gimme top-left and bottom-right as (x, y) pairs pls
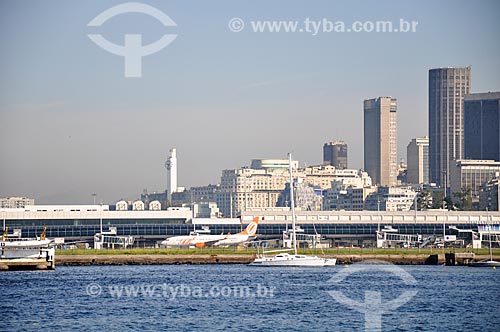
(1, 264), (499, 332)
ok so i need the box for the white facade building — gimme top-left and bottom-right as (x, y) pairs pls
(450, 159), (500, 201)
(0, 197), (35, 209)
(407, 136), (429, 184)
(216, 160), (361, 217)
(192, 202), (222, 218)
(165, 148), (178, 202)
(365, 186), (417, 211)
(322, 170), (375, 211)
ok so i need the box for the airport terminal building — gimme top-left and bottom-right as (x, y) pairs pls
(2, 205), (499, 247)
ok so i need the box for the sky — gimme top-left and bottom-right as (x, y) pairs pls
(1, 0), (500, 204)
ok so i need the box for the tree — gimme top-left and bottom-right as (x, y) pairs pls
(453, 187), (473, 211)
(417, 190), (432, 210)
(432, 191), (455, 210)
(432, 191), (445, 209)
(444, 196), (455, 211)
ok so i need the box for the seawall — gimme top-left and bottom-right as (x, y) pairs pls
(56, 254), (499, 266)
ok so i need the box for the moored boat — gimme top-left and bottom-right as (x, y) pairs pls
(249, 153), (336, 268)
(1, 226), (55, 270)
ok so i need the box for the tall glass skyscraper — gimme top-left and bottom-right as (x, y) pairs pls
(364, 97), (398, 186)
(428, 67), (471, 187)
(464, 92), (500, 161)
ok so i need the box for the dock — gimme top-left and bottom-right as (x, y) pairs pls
(0, 257), (56, 271)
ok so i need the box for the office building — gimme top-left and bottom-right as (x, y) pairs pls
(479, 177), (500, 211)
(464, 92), (500, 161)
(450, 159), (500, 202)
(428, 67), (471, 187)
(407, 136), (429, 184)
(364, 97), (398, 186)
(323, 141), (348, 169)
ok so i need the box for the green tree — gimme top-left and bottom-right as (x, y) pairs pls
(432, 191), (444, 209)
(417, 190), (432, 210)
(453, 187), (473, 211)
(444, 196), (455, 211)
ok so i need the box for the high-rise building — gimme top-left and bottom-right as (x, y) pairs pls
(323, 141), (348, 169)
(464, 92), (500, 161)
(165, 148), (178, 202)
(363, 97), (398, 186)
(428, 67), (471, 187)
(407, 136), (429, 184)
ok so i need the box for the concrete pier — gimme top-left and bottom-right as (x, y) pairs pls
(0, 257), (55, 271)
(445, 252), (476, 266)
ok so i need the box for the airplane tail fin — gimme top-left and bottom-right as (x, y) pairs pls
(238, 217), (259, 236)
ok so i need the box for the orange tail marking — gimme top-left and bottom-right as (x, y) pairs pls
(239, 216), (260, 236)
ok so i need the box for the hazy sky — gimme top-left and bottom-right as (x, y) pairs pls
(1, 0), (500, 204)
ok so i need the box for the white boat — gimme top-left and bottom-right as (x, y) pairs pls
(468, 260), (500, 268)
(2, 239), (53, 248)
(1, 226), (55, 270)
(249, 153), (336, 267)
(250, 252), (336, 267)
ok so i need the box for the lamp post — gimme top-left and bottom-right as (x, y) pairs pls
(442, 171), (447, 209)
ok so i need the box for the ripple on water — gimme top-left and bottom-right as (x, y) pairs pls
(1, 265), (500, 332)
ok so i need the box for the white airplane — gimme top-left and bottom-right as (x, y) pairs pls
(160, 217), (259, 248)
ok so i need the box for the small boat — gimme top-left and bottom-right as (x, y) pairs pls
(249, 153), (336, 267)
(1, 226), (55, 270)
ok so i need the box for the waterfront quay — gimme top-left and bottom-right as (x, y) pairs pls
(55, 250), (500, 266)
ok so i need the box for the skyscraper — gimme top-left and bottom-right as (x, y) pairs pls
(464, 92), (500, 161)
(428, 67), (471, 187)
(363, 97), (398, 186)
(407, 136), (429, 184)
(323, 141), (348, 169)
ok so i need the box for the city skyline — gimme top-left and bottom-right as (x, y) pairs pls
(1, 0), (500, 204)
